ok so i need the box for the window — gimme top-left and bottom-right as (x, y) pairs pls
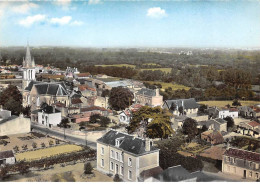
(249, 171), (252, 177)
(233, 158), (236, 163)
(128, 170), (132, 180)
(120, 153), (123, 162)
(101, 147), (104, 155)
(120, 166), (124, 175)
(128, 158), (132, 167)
(116, 152), (119, 160)
(116, 140), (120, 147)
(256, 173), (259, 179)
(110, 150), (114, 158)
(110, 162), (114, 171)
(115, 164), (119, 174)
(101, 159), (104, 167)
(227, 157), (230, 162)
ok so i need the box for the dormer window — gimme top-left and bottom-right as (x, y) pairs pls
(115, 137), (124, 147)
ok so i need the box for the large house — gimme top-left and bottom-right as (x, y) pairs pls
(197, 118), (227, 133)
(97, 130), (160, 182)
(162, 98), (199, 116)
(201, 130), (224, 145)
(209, 107), (238, 119)
(222, 148), (260, 181)
(0, 114), (30, 136)
(237, 121), (260, 139)
(135, 88), (163, 107)
(0, 150), (15, 165)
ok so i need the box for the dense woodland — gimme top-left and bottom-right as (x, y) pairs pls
(0, 47), (259, 101)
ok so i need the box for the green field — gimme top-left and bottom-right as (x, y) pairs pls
(140, 68), (172, 73)
(199, 101), (260, 107)
(95, 64), (136, 68)
(145, 81), (190, 91)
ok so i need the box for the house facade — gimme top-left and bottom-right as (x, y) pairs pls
(198, 118), (227, 132)
(97, 130), (160, 182)
(0, 150), (15, 165)
(37, 106), (62, 128)
(222, 148), (260, 181)
(162, 98), (199, 116)
(135, 88), (163, 107)
(237, 121), (260, 139)
(218, 108), (238, 119)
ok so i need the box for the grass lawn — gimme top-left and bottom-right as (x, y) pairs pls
(145, 81), (190, 91)
(179, 142), (210, 155)
(198, 100), (260, 107)
(139, 68), (172, 73)
(95, 64), (136, 68)
(15, 144), (83, 161)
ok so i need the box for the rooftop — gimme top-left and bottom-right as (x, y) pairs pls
(163, 98), (199, 110)
(0, 150), (14, 159)
(224, 148), (260, 163)
(97, 130), (159, 156)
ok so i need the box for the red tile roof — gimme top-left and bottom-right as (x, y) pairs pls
(247, 121), (260, 128)
(71, 98), (83, 104)
(81, 106), (112, 113)
(77, 84), (96, 92)
(52, 102), (66, 107)
(77, 73), (91, 77)
(224, 148), (260, 163)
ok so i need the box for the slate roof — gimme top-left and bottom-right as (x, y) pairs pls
(33, 82), (68, 96)
(224, 148), (260, 163)
(198, 119), (226, 128)
(97, 130), (159, 156)
(153, 165), (196, 182)
(105, 81), (129, 88)
(0, 115), (18, 125)
(163, 98), (199, 110)
(33, 105), (61, 114)
(139, 166), (163, 181)
(25, 81), (41, 91)
(136, 88), (156, 96)
(0, 150), (14, 159)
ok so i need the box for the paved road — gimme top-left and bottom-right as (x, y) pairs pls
(31, 125), (97, 149)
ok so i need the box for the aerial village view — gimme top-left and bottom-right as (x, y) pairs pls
(0, 0), (259, 183)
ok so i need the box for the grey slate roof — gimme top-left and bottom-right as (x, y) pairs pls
(153, 165), (196, 182)
(34, 82), (68, 96)
(25, 81), (41, 91)
(0, 115), (18, 125)
(163, 98), (199, 110)
(198, 119), (226, 128)
(0, 150), (14, 159)
(137, 88), (156, 96)
(97, 130), (158, 156)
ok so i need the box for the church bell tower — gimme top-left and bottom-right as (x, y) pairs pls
(22, 41), (36, 90)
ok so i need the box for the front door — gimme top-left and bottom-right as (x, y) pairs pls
(244, 170), (246, 178)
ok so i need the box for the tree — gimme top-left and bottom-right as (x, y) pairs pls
(198, 104), (207, 115)
(100, 116), (110, 127)
(113, 174), (122, 182)
(13, 146), (19, 152)
(0, 85), (22, 115)
(109, 87), (134, 111)
(178, 106), (184, 115)
(58, 118), (70, 128)
(18, 161), (29, 175)
(101, 89), (110, 97)
(127, 106), (174, 139)
(223, 116), (234, 128)
(89, 114), (100, 123)
(32, 142), (37, 149)
(232, 99), (241, 107)
(22, 106), (31, 118)
(84, 162), (93, 174)
(0, 166), (8, 180)
(182, 118), (198, 142)
(170, 103), (177, 112)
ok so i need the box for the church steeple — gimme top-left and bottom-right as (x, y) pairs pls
(24, 41), (33, 68)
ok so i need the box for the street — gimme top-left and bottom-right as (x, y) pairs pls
(31, 124), (97, 149)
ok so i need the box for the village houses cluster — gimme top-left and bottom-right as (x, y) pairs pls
(0, 43), (259, 182)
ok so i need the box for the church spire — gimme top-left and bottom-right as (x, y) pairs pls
(24, 41), (32, 68)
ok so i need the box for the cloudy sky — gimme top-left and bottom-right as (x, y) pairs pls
(0, 0), (260, 48)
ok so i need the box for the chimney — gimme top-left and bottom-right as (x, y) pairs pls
(145, 138), (150, 152)
(155, 88), (159, 96)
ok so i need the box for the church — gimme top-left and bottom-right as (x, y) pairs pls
(22, 43), (70, 111)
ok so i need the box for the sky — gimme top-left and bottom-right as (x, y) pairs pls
(0, 0), (260, 48)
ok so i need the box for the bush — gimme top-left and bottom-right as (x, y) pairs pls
(18, 161), (29, 175)
(22, 144), (28, 151)
(32, 142), (37, 149)
(84, 162), (93, 174)
(89, 114), (101, 123)
(100, 116), (110, 127)
(13, 146), (19, 152)
(49, 140), (54, 146)
(0, 166), (8, 180)
(41, 142), (46, 148)
(113, 174), (122, 182)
